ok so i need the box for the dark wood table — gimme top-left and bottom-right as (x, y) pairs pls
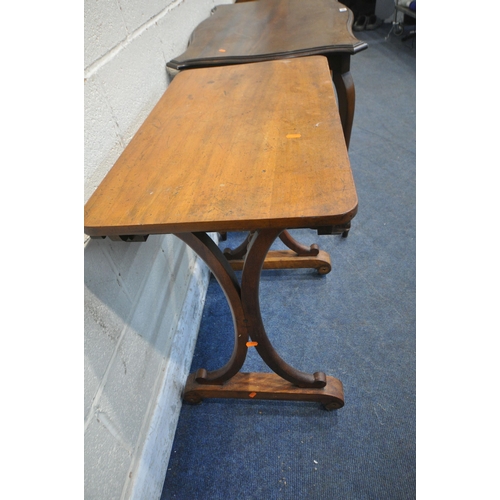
(167, 0), (368, 149)
(167, 0), (366, 271)
(84, 57), (358, 409)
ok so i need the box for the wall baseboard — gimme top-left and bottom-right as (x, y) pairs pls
(126, 257), (211, 500)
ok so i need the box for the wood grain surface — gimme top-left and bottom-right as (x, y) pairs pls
(167, 0), (367, 70)
(84, 57), (357, 237)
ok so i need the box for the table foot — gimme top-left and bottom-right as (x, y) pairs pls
(224, 229), (328, 273)
(183, 372), (344, 410)
(229, 250), (332, 274)
(227, 249), (332, 275)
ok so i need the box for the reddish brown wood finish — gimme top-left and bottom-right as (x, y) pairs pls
(84, 58), (357, 237)
(223, 231), (331, 274)
(167, 0), (364, 268)
(184, 372), (345, 410)
(227, 249), (332, 275)
(84, 57), (358, 409)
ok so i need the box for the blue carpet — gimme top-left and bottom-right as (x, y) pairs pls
(162, 24), (415, 500)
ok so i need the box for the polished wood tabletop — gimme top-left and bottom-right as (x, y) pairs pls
(167, 0), (367, 71)
(84, 56), (358, 409)
(84, 56), (357, 239)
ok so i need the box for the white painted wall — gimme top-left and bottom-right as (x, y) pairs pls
(84, 1), (233, 499)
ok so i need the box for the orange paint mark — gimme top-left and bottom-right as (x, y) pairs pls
(246, 341), (258, 347)
(218, 48), (226, 52)
(286, 133), (301, 139)
(249, 392), (257, 398)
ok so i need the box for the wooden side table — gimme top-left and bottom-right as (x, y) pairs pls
(84, 57), (358, 409)
(167, 0), (368, 149)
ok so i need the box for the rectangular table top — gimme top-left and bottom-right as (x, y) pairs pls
(167, 0), (367, 71)
(84, 56), (357, 237)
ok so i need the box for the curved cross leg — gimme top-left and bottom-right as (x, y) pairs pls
(223, 231), (254, 260)
(279, 230), (319, 256)
(180, 229), (344, 410)
(241, 229), (327, 389)
(175, 232), (249, 387)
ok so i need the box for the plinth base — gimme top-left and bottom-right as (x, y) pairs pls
(183, 372), (344, 410)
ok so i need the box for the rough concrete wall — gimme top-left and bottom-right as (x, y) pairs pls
(84, 1), (232, 499)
